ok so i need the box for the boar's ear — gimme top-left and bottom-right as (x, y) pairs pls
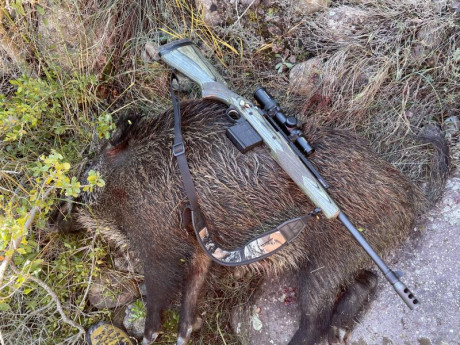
(48, 198), (78, 233)
(110, 113), (142, 147)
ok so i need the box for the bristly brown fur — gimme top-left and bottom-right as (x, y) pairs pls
(65, 99), (447, 344)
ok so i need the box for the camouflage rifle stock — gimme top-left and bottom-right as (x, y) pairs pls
(158, 39), (419, 310)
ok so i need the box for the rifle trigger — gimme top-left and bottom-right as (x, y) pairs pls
(226, 105), (240, 123)
(310, 207), (322, 215)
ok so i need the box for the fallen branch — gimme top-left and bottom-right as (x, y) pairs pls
(10, 263), (85, 337)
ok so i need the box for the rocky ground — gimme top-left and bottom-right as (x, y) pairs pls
(229, 169), (460, 345)
(350, 172), (460, 345)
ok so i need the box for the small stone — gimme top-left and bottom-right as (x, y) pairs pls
(443, 116), (459, 141)
(195, 0), (223, 26)
(241, 0), (261, 6)
(418, 337), (432, 345)
(123, 300), (146, 338)
(89, 270), (139, 309)
(267, 24), (282, 36)
(289, 57), (324, 96)
(382, 337), (394, 345)
(142, 42), (160, 63)
(293, 0), (330, 15)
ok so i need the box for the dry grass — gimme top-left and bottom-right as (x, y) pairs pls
(291, 1), (459, 196)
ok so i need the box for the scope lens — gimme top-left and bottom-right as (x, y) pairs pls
(254, 87), (277, 110)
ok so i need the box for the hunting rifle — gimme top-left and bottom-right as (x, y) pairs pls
(158, 39), (419, 310)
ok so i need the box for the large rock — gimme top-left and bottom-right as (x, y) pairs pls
(324, 6), (369, 41)
(37, 1), (109, 72)
(293, 0), (330, 15)
(289, 57), (324, 96)
(411, 24), (444, 66)
(88, 270), (139, 309)
(37, 1), (85, 71)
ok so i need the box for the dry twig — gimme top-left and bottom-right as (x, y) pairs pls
(10, 263), (85, 338)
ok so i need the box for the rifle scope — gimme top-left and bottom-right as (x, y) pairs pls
(254, 87), (314, 156)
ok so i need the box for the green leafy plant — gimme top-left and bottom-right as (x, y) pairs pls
(275, 53), (295, 74)
(0, 76), (61, 141)
(129, 299), (147, 321)
(97, 112), (116, 139)
(0, 71), (108, 343)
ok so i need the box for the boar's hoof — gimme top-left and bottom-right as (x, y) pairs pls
(328, 326), (349, 345)
(176, 325), (192, 345)
(192, 317), (203, 331)
(176, 336), (188, 345)
(142, 331), (162, 345)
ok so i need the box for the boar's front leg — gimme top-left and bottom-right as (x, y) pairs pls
(142, 261), (174, 345)
(177, 250), (212, 345)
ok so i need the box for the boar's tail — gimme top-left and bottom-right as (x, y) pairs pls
(416, 125), (450, 205)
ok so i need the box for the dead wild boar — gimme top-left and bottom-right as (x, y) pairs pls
(51, 99), (448, 345)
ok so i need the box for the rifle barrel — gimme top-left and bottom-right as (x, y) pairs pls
(338, 212), (419, 309)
